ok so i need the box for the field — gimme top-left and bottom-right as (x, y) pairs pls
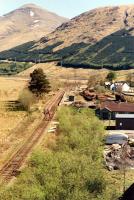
(17, 62), (102, 80)
(0, 77), (44, 167)
(17, 62), (134, 84)
(0, 77), (26, 101)
(0, 62), (33, 75)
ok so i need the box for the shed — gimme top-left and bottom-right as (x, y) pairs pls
(68, 95), (75, 102)
(97, 101), (134, 120)
(119, 183), (134, 200)
(116, 114), (134, 130)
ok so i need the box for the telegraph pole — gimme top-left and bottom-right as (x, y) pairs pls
(61, 57), (63, 67)
(121, 142), (128, 193)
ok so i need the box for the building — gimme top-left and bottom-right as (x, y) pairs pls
(115, 94), (126, 102)
(104, 82), (111, 89)
(68, 95), (75, 102)
(119, 183), (134, 200)
(116, 114), (134, 130)
(110, 82), (130, 92)
(97, 101), (134, 120)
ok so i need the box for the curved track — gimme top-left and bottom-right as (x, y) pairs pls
(0, 90), (65, 182)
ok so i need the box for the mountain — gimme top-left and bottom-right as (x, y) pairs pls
(1, 5), (134, 69)
(0, 3), (68, 51)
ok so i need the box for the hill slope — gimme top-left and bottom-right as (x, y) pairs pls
(1, 5), (134, 69)
(0, 3), (68, 51)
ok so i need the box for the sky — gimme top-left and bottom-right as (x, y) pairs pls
(0, 0), (134, 18)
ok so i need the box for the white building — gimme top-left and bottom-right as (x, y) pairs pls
(110, 82), (130, 92)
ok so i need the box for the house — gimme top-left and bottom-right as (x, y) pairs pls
(97, 101), (134, 120)
(104, 82), (111, 89)
(116, 114), (134, 130)
(110, 82), (130, 92)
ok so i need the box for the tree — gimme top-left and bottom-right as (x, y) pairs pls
(28, 68), (51, 97)
(106, 71), (116, 82)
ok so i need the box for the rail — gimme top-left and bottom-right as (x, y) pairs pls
(0, 90), (65, 182)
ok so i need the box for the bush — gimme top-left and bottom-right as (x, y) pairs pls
(0, 107), (118, 200)
(106, 71), (116, 81)
(19, 89), (36, 111)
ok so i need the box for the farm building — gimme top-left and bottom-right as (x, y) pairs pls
(116, 114), (134, 130)
(104, 82), (111, 89)
(110, 82), (130, 92)
(97, 101), (134, 120)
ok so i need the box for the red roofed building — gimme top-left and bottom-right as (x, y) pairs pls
(97, 101), (134, 120)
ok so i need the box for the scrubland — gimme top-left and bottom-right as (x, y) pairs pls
(0, 107), (133, 199)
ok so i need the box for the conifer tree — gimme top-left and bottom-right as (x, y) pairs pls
(28, 68), (51, 97)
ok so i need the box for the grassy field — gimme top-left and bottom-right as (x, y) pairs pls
(0, 77), (44, 167)
(17, 62), (134, 85)
(0, 77), (27, 101)
(0, 62), (33, 75)
(17, 62), (109, 83)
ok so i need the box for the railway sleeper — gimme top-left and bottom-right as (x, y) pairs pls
(2, 169), (21, 177)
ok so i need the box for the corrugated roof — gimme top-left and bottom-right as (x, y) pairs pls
(100, 101), (134, 112)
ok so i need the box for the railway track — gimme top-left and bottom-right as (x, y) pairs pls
(0, 90), (65, 182)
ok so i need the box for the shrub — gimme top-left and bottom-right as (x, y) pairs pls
(19, 89), (36, 111)
(106, 71), (116, 81)
(0, 107), (118, 200)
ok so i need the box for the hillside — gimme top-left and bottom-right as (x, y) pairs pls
(1, 5), (134, 69)
(0, 3), (68, 51)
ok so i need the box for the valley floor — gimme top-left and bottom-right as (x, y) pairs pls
(0, 65), (134, 199)
(17, 62), (134, 83)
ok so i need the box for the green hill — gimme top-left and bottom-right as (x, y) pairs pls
(1, 5), (134, 70)
(1, 28), (134, 70)
(63, 28), (134, 69)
